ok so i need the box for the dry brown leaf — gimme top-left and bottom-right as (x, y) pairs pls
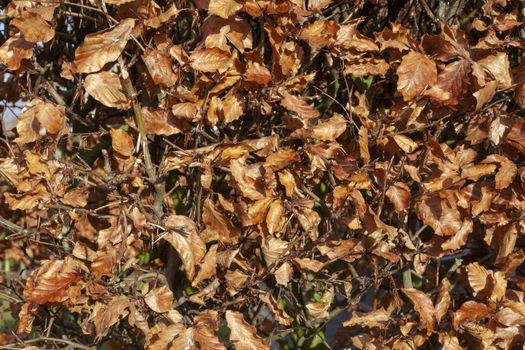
(16, 302), (38, 334)
(201, 198), (241, 244)
(0, 33), (33, 70)
(306, 288), (333, 319)
(434, 278), (451, 324)
(62, 188), (89, 208)
(402, 288), (435, 331)
(473, 80), (498, 111)
(274, 262), (293, 286)
(266, 199), (286, 235)
(73, 18), (135, 73)
(84, 71), (130, 109)
(397, 51), (437, 101)
(244, 61), (272, 84)
(24, 259), (82, 304)
(201, 16), (253, 52)
(193, 244), (219, 286)
(260, 293), (293, 326)
(142, 49), (178, 87)
(291, 114), (347, 141)
(299, 20), (339, 49)
(144, 286), (173, 313)
(344, 58), (389, 77)
(84, 296), (130, 339)
(262, 237), (289, 266)
(385, 182), (411, 213)
(393, 134), (418, 153)
(144, 5), (180, 28)
(280, 91), (320, 119)
(441, 219), (473, 251)
(343, 308), (390, 328)
(189, 48), (232, 73)
(431, 59), (471, 105)
(336, 20), (379, 52)
(110, 128), (134, 157)
(466, 262), (493, 300)
(452, 301), (489, 329)
(142, 107), (183, 136)
(226, 310), (269, 350)
(11, 11), (54, 43)
(461, 164), (496, 181)
(163, 215), (206, 281)
(222, 93), (244, 123)
(478, 51), (512, 88)
(495, 160), (517, 189)
(208, 0), (243, 18)
(14, 99), (65, 144)
(170, 310), (226, 350)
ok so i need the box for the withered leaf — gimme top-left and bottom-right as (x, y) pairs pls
(402, 288), (436, 331)
(189, 48), (232, 73)
(208, 0), (243, 19)
(144, 286), (173, 313)
(397, 51), (437, 101)
(202, 198), (241, 244)
(280, 91), (320, 119)
(343, 308), (390, 328)
(110, 128), (134, 158)
(0, 33), (33, 71)
(163, 215), (206, 280)
(226, 310), (270, 350)
(142, 49), (178, 87)
(84, 71), (131, 109)
(24, 259), (82, 304)
(73, 18), (135, 73)
(11, 11), (54, 43)
(84, 296), (130, 339)
(142, 107), (182, 136)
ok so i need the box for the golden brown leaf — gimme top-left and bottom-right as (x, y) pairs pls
(201, 198), (241, 244)
(16, 302), (39, 334)
(24, 259), (82, 304)
(343, 308), (390, 328)
(0, 33), (33, 70)
(434, 278), (451, 324)
(385, 182), (411, 213)
(266, 199), (286, 235)
(189, 48), (232, 73)
(226, 310), (269, 350)
(11, 11), (54, 43)
(402, 288), (435, 331)
(244, 61), (272, 85)
(144, 5), (180, 28)
(261, 293), (293, 326)
(299, 20), (338, 49)
(73, 19), (135, 73)
(477, 51), (512, 88)
(306, 288), (333, 319)
(208, 0), (243, 18)
(84, 71), (130, 109)
(110, 128), (134, 157)
(193, 244), (219, 286)
(396, 51), (437, 101)
(393, 134), (418, 153)
(280, 91), (320, 119)
(142, 49), (178, 87)
(164, 215), (206, 281)
(344, 58), (389, 77)
(144, 286), (174, 313)
(84, 296), (130, 339)
(142, 107), (183, 136)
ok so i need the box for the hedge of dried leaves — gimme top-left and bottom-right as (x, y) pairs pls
(1, 0), (525, 349)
